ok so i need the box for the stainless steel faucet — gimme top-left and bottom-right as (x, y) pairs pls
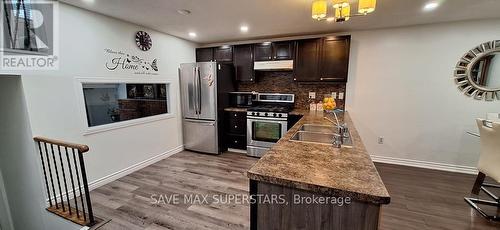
(324, 111), (349, 148)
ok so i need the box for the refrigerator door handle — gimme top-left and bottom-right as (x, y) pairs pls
(197, 66), (202, 115)
(193, 66), (199, 114)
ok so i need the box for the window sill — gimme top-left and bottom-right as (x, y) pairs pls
(83, 113), (175, 136)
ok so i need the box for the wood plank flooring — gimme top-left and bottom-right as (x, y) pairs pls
(91, 151), (500, 230)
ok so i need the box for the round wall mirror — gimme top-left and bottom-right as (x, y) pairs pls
(470, 52), (500, 90)
(454, 40), (500, 101)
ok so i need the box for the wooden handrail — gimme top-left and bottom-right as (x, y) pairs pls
(33, 136), (95, 226)
(33, 136), (89, 153)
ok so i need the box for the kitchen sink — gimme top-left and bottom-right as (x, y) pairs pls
(299, 124), (336, 134)
(290, 124), (353, 148)
(290, 131), (336, 145)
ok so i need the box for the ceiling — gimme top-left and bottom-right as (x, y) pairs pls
(60, 0), (500, 45)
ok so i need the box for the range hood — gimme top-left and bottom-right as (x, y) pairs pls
(254, 60), (293, 71)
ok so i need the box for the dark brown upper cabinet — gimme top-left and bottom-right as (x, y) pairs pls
(319, 36), (350, 82)
(253, 43), (273, 61)
(214, 46), (233, 62)
(273, 41), (295, 60)
(233, 44), (254, 82)
(294, 36), (350, 82)
(294, 38), (321, 82)
(196, 48), (214, 62)
(254, 41), (295, 61)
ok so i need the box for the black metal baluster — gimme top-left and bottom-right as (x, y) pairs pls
(58, 146), (71, 214)
(65, 147), (78, 217)
(72, 148), (86, 220)
(78, 149), (95, 225)
(50, 144), (65, 211)
(44, 142), (58, 208)
(37, 141), (52, 207)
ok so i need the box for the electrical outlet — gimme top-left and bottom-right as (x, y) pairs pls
(339, 92), (344, 100)
(378, 137), (384, 144)
(309, 92), (316, 99)
(332, 92), (337, 99)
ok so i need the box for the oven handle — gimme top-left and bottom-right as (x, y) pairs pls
(247, 116), (288, 122)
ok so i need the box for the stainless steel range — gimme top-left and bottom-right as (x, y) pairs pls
(246, 93), (294, 158)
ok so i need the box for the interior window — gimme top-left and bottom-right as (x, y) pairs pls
(82, 83), (169, 127)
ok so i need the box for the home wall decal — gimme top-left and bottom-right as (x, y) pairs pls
(104, 48), (159, 75)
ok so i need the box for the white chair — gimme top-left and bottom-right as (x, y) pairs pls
(464, 119), (500, 221)
(487, 113), (500, 122)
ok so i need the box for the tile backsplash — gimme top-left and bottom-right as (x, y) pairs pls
(237, 71), (346, 110)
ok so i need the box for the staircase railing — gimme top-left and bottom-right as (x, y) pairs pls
(33, 136), (95, 226)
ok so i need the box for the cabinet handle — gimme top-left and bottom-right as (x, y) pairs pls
(268, 57), (271, 60)
(322, 78), (340, 80)
(234, 125), (238, 129)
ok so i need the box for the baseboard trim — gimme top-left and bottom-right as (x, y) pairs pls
(370, 155), (478, 175)
(46, 145), (184, 205)
(88, 145), (184, 190)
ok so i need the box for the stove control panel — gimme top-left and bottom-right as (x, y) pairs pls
(247, 111), (288, 118)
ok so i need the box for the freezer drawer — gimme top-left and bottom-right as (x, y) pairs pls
(183, 119), (219, 154)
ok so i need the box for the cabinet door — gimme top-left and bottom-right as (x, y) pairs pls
(228, 111), (247, 135)
(273, 41), (295, 60)
(294, 39), (321, 82)
(214, 46), (233, 62)
(319, 37), (350, 82)
(196, 48), (214, 62)
(253, 43), (273, 61)
(233, 45), (255, 82)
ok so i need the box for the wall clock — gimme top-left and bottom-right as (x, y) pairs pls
(135, 31), (152, 51)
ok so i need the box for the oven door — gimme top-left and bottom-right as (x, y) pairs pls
(247, 116), (288, 149)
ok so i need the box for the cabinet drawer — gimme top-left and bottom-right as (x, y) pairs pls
(227, 112), (246, 133)
(228, 119), (246, 134)
(228, 111), (246, 120)
(227, 134), (246, 150)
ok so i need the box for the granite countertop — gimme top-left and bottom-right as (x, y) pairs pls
(247, 110), (391, 205)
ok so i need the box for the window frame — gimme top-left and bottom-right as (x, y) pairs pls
(75, 77), (175, 136)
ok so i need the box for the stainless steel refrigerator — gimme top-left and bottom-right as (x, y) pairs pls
(179, 62), (234, 154)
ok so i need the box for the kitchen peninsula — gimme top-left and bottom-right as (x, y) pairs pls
(247, 110), (390, 230)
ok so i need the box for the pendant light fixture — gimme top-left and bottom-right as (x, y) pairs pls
(358, 0), (377, 14)
(332, 0), (349, 8)
(311, 0), (376, 23)
(311, 0), (328, 20)
(334, 4), (350, 22)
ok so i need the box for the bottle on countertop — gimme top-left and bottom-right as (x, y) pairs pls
(316, 101), (324, 111)
(309, 101), (317, 111)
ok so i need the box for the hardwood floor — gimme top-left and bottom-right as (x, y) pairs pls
(376, 163), (500, 230)
(91, 151), (500, 230)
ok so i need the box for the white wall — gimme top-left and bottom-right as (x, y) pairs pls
(0, 2), (195, 189)
(346, 19), (500, 169)
(0, 169), (14, 230)
(0, 76), (81, 230)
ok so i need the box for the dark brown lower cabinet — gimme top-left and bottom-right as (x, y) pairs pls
(250, 180), (381, 230)
(225, 111), (247, 150)
(226, 134), (246, 149)
(288, 114), (303, 130)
